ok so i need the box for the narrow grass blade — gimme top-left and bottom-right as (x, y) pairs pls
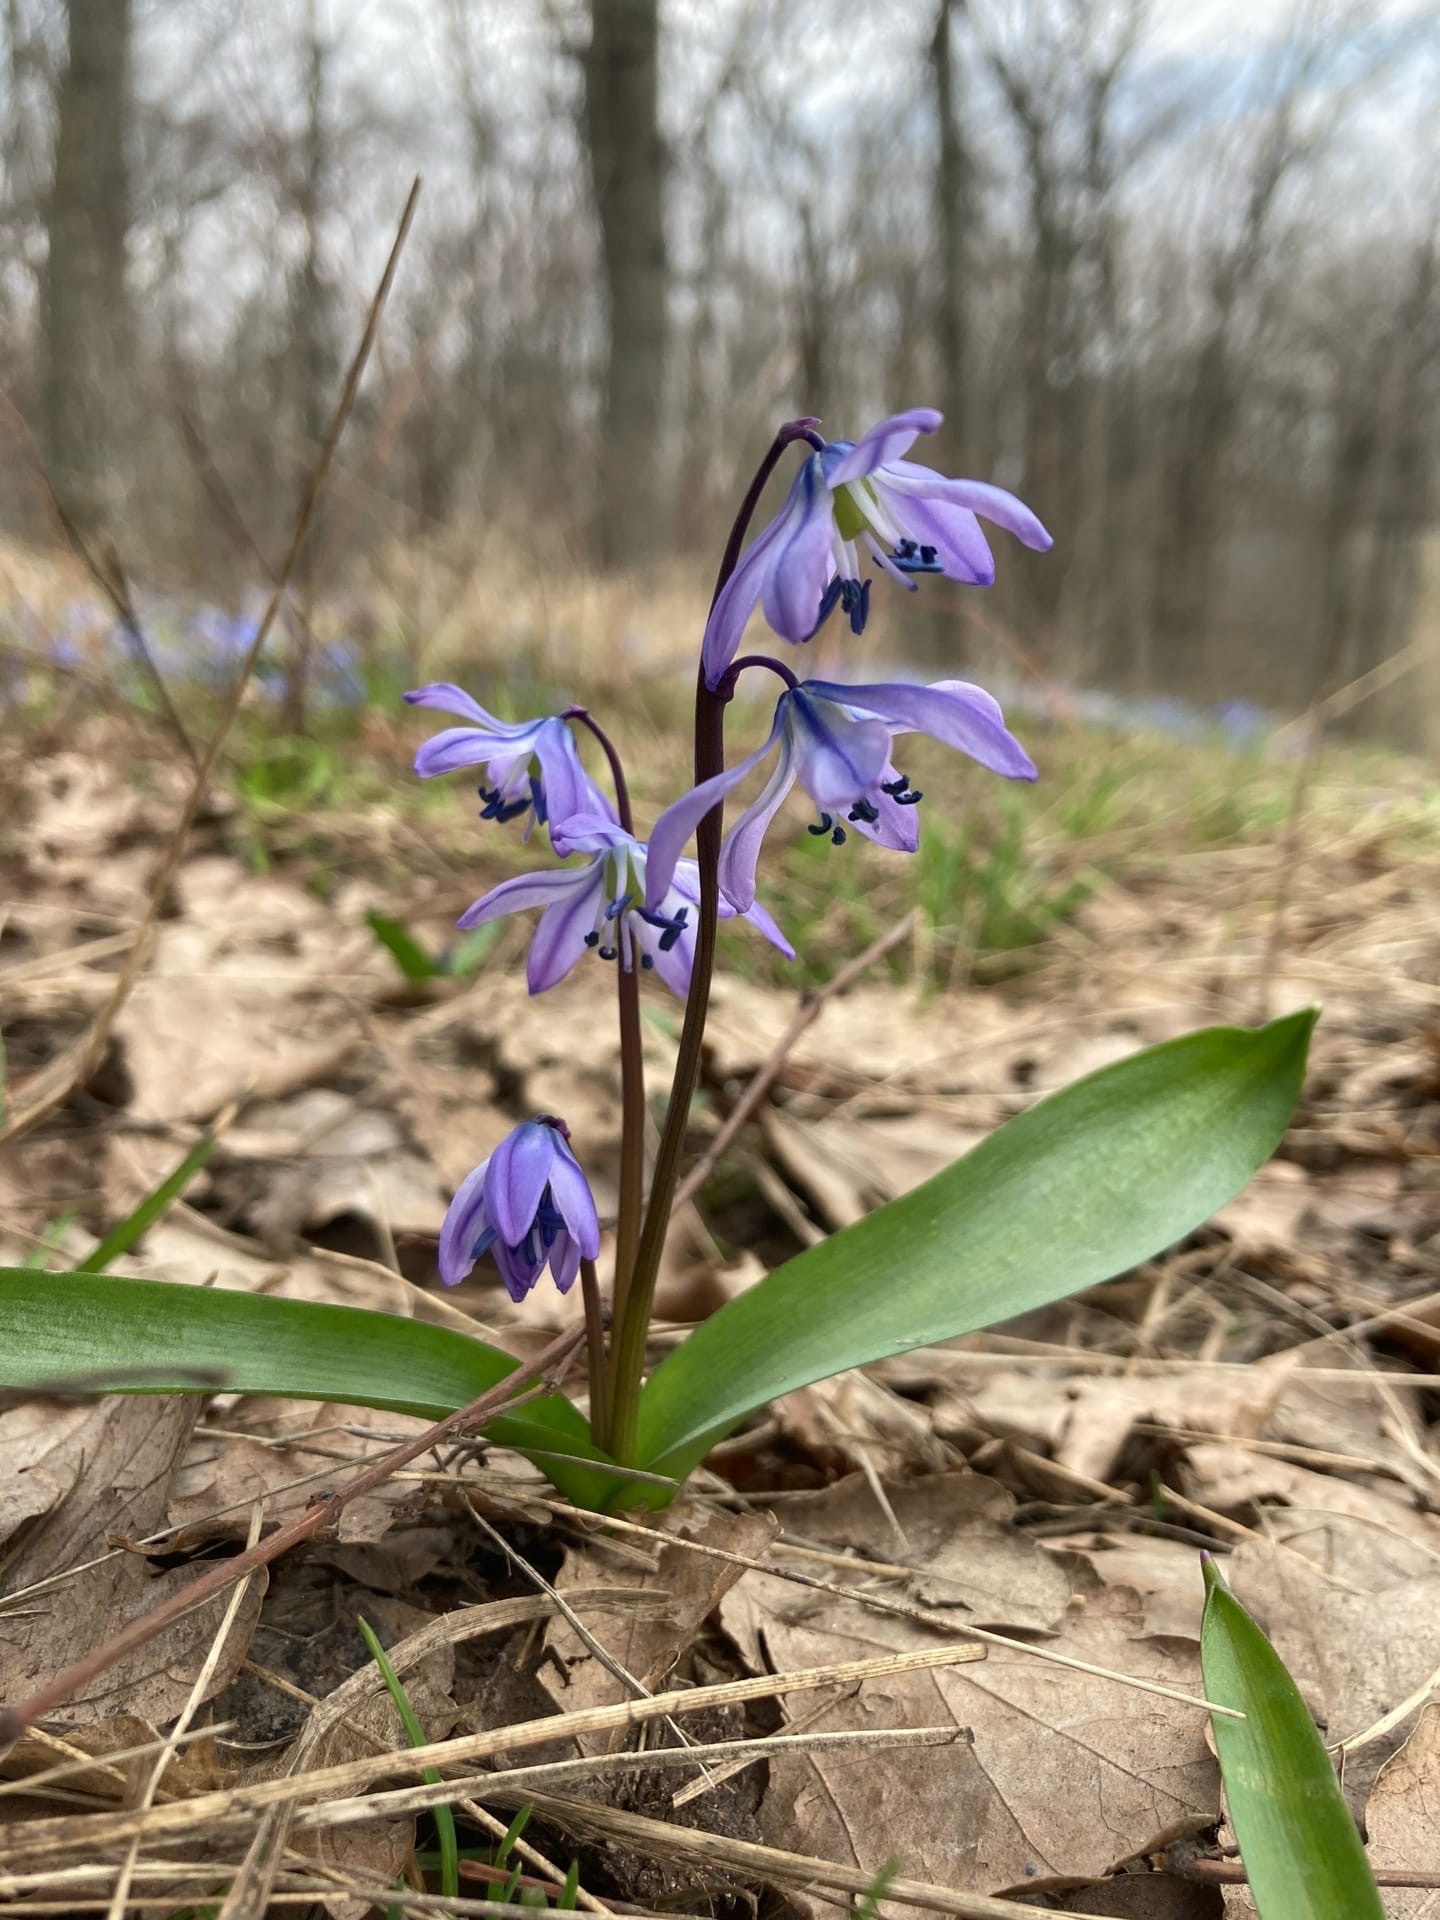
(79, 1132), (219, 1272)
(1200, 1558), (1384, 1919)
(358, 1616), (458, 1901)
(0, 1268), (620, 1506)
(366, 908), (441, 982)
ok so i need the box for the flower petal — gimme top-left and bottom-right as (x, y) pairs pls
(760, 457), (838, 645)
(632, 910), (694, 997)
(456, 862), (592, 932)
(873, 486), (995, 583)
(437, 1155), (493, 1287)
(414, 725), (515, 779)
(853, 767), (921, 852)
(493, 1241), (541, 1303)
(526, 863), (607, 993)
(404, 682), (507, 727)
(717, 728), (799, 911)
(701, 506), (790, 689)
(738, 893), (795, 958)
(789, 688), (894, 810)
(644, 710), (785, 910)
(548, 1233), (582, 1294)
(809, 677), (1037, 781)
(530, 718), (617, 849)
(485, 1122), (555, 1247)
(825, 408), (943, 486)
(882, 463), (1053, 551)
(546, 1135), (602, 1257)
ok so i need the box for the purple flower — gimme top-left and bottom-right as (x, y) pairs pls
(645, 677), (1036, 912)
(702, 408), (1053, 687)
(405, 683), (615, 851)
(439, 1116), (601, 1300)
(454, 816), (793, 996)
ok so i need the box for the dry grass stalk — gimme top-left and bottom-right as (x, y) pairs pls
(0, 1641), (1040, 1865)
(484, 1785), (1117, 1920)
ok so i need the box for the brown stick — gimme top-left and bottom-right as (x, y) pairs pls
(1177, 1855), (1440, 1890)
(0, 175), (422, 1146)
(673, 909), (917, 1212)
(0, 1320), (584, 1747)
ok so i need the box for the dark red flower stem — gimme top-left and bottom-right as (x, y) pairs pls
(721, 653), (801, 695)
(565, 705), (641, 1450)
(605, 418), (823, 1469)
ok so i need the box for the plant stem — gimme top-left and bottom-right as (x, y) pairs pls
(579, 1257), (610, 1450)
(604, 418), (823, 1468)
(565, 705), (645, 1426)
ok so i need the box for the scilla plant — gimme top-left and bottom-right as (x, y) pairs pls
(0, 410), (1314, 1513)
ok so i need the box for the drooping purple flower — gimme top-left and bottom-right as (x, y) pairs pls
(405, 683), (615, 852)
(454, 816), (793, 997)
(702, 408), (1053, 687)
(645, 676), (1036, 912)
(438, 1116), (601, 1300)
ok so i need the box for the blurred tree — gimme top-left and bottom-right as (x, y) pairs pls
(42, 0), (133, 528)
(931, 0), (973, 449)
(584, 0), (668, 567)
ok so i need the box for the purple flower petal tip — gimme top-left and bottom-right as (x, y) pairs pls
(437, 1118), (600, 1301)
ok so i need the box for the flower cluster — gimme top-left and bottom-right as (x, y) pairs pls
(411, 408), (1048, 1305)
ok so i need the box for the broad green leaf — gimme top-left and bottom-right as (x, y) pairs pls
(634, 1011), (1314, 1483)
(366, 908), (441, 982)
(0, 1270), (620, 1508)
(80, 1133), (219, 1272)
(1201, 1559), (1383, 1918)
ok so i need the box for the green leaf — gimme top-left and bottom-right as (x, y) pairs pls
(366, 908), (441, 982)
(1201, 1558), (1384, 1918)
(80, 1133), (219, 1272)
(635, 1011), (1314, 1482)
(444, 921), (502, 979)
(0, 1270), (620, 1508)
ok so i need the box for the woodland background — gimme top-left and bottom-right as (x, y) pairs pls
(4, 0), (1440, 729)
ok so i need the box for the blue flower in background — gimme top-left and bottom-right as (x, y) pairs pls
(645, 675), (1035, 911)
(702, 408), (1053, 686)
(438, 1116), (601, 1299)
(405, 681), (616, 851)
(453, 815), (792, 996)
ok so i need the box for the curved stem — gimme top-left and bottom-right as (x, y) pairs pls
(606, 418), (822, 1468)
(566, 706), (633, 833)
(721, 653), (800, 696)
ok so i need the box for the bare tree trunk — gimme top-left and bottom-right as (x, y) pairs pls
(930, 0), (970, 446)
(584, 0), (667, 568)
(43, 0), (133, 528)
(283, 12), (332, 732)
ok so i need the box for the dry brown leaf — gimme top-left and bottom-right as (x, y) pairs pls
(541, 1503), (778, 1739)
(1063, 1536), (1207, 1643)
(721, 1550), (1215, 1900)
(772, 1470), (1072, 1633)
(1363, 1702), (1440, 1919)
(1185, 1442), (1440, 1589)
(166, 1399), (436, 1546)
(1226, 1540), (1440, 1806)
(1056, 1361), (1295, 1486)
(0, 1394), (265, 1725)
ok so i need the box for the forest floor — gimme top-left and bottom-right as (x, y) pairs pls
(3, 642), (1440, 1917)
